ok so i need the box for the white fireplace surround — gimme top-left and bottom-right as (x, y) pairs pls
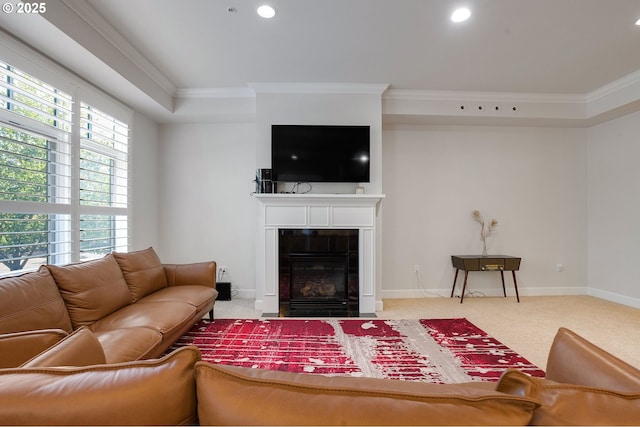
(254, 193), (385, 315)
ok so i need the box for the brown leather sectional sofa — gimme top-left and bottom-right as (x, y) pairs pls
(0, 247), (218, 366)
(1, 253), (639, 425)
(0, 327), (638, 425)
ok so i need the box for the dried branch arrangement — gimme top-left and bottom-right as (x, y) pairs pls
(472, 210), (498, 255)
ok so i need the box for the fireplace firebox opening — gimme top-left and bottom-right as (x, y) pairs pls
(279, 229), (359, 317)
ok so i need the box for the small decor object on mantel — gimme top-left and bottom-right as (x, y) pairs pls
(472, 210), (498, 256)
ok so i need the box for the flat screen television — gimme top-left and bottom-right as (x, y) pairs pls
(271, 125), (370, 183)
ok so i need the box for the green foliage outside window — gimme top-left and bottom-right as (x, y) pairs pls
(0, 60), (127, 273)
(0, 63), (68, 271)
(0, 127), (50, 271)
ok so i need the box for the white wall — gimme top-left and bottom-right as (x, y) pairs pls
(157, 123), (256, 295)
(587, 111), (640, 307)
(130, 112), (161, 251)
(153, 106), (640, 309)
(382, 124), (588, 298)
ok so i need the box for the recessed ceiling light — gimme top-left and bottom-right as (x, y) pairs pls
(257, 5), (276, 19)
(635, 17), (640, 26)
(451, 7), (471, 23)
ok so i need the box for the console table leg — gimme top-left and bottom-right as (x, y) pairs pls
(460, 271), (469, 304)
(451, 269), (460, 298)
(500, 271), (507, 297)
(512, 271), (520, 303)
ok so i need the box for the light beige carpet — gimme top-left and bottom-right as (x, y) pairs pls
(213, 295), (640, 370)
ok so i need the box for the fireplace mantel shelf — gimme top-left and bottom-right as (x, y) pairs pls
(254, 193), (385, 203)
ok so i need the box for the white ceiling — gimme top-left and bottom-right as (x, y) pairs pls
(85, 0), (640, 93)
(2, 0), (640, 123)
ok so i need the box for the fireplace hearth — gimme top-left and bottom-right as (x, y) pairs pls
(279, 229), (359, 317)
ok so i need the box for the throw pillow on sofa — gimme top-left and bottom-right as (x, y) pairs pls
(48, 254), (133, 328)
(113, 247), (168, 302)
(497, 368), (640, 425)
(195, 362), (539, 426)
(0, 346), (201, 426)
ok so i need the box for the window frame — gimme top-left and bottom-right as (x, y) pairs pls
(0, 39), (132, 276)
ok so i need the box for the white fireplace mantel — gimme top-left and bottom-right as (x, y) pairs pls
(254, 193), (385, 315)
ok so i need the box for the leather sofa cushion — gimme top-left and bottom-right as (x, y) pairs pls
(90, 327), (163, 363)
(90, 300), (195, 334)
(113, 247), (167, 302)
(0, 267), (72, 334)
(21, 326), (106, 367)
(0, 346), (200, 426)
(89, 301), (195, 362)
(48, 254), (132, 328)
(497, 368), (640, 425)
(195, 363), (539, 426)
(546, 327), (640, 392)
(0, 329), (68, 368)
(138, 285), (218, 314)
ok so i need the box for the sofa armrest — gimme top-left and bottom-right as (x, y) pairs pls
(498, 368), (640, 426)
(0, 329), (68, 368)
(0, 346), (201, 426)
(163, 261), (217, 288)
(21, 326), (106, 367)
(546, 327), (640, 392)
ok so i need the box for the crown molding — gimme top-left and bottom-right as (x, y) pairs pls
(59, 0), (176, 97)
(586, 68), (640, 104)
(249, 82), (390, 95)
(176, 87), (256, 99)
(383, 89), (586, 104)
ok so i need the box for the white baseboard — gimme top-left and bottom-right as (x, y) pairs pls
(380, 286), (588, 300)
(379, 289), (452, 299)
(245, 287), (640, 312)
(380, 286), (640, 310)
(234, 289), (256, 299)
(589, 288), (640, 309)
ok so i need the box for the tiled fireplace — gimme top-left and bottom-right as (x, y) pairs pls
(254, 194), (384, 316)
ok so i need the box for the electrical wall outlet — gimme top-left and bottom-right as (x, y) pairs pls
(218, 265), (227, 276)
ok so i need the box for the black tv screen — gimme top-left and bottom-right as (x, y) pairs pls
(271, 125), (370, 183)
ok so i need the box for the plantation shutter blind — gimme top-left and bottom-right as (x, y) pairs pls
(78, 102), (129, 257)
(0, 61), (74, 272)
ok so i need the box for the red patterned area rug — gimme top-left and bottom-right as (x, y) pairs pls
(169, 318), (544, 383)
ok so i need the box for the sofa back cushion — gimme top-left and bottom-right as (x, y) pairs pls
(47, 254), (132, 328)
(0, 267), (72, 334)
(21, 326), (106, 368)
(0, 346), (200, 426)
(113, 247), (167, 302)
(497, 368), (640, 425)
(546, 327), (640, 392)
(195, 362), (539, 426)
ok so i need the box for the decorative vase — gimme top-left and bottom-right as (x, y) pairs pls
(482, 240), (488, 257)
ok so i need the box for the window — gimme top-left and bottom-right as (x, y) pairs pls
(0, 60), (129, 275)
(79, 103), (128, 259)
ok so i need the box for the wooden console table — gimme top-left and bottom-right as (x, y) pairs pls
(451, 255), (521, 303)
